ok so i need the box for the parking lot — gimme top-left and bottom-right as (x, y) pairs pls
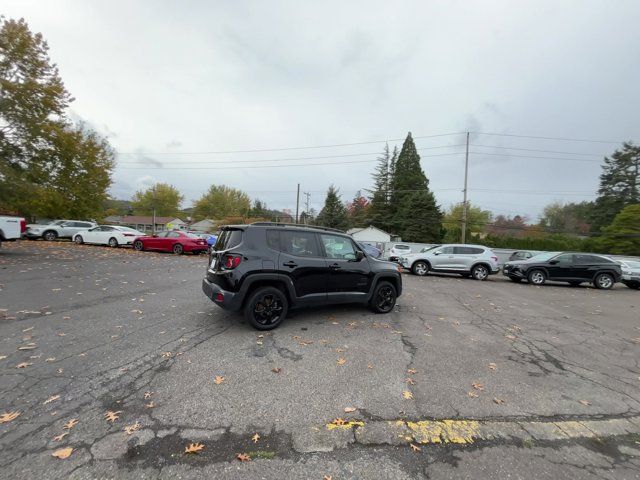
(1, 241), (639, 479)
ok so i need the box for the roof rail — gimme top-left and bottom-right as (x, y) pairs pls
(250, 222), (345, 234)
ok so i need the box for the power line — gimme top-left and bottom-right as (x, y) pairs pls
(115, 132), (466, 155)
(472, 131), (626, 144)
(468, 151), (602, 163)
(470, 144), (605, 157)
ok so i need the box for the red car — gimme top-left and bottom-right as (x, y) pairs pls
(132, 231), (208, 255)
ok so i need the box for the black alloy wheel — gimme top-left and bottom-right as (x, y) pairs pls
(245, 287), (288, 330)
(370, 281), (397, 314)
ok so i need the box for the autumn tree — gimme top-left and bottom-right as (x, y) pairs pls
(539, 201), (593, 234)
(316, 185), (349, 231)
(131, 183), (184, 217)
(591, 142), (640, 231)
(193, 184), (250, 220)
(0, 17), (114, 218)
(389, 132), (442, 242)
(442, 202), (492, 242)
(486, 214), (529, 238)
(346, 190), (370, 228)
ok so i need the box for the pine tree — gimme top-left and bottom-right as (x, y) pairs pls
(367, 144), (392, 229)
(390, 132), (442, 242)
(595, 204), (640, 255)
(592, 142), (640, 231)
(316, 185), (349, 231)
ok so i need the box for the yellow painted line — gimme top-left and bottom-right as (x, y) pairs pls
(326, 420), (365, 430)
(407, 420), (480, 444)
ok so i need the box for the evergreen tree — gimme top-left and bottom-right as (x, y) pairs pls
(595, 204), (640, 255)
(316, 185), (349, 231)
(591, 142), (640, 231)
(367, 144), (397, 231)
(389, 132), (442, 241)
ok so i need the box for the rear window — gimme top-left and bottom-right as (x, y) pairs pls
(395, 245), (411, 250)
(454, 247), (484, 254)
(213, 229), (243, 251)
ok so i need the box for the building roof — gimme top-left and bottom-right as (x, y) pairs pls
(191, 219), (217, 227)
(347, 225), (392, 236)
(106, 215), (184, 225)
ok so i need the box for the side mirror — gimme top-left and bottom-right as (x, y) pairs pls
(434, 251), (441, 256)
(549, 259), (558, 265)
(356, 250), (365, 261)
(152, 234), (158, 238)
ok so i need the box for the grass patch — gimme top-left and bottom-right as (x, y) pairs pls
(522, 438), (535, 449)
(250, 450), (277, 459)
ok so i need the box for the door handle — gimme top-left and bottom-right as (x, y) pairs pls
(283, 261), (298, 268)
(329, 263), (341, 270)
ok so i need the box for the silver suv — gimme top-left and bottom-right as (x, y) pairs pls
(399, 244), (500, 280)
(26, 220), (97, 241)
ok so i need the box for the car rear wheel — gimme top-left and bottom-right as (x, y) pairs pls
(43, 230), (57, 241)
(528, 269), (546, 285)
(370, 281), (397, 314)
(412, 261), (429, 276)
(594, 272), (614, 290)
(245, 286), (288, 330)
(74, 235), (84, 245)
(471, 264), (489, 281)
(172, 243), (183, 255)
(108, 237), (118, 248)
(133, 240), (144, 251)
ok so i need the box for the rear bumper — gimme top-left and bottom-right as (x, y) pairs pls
(202, 278), (243, 311)
(503, 268), (525, 278)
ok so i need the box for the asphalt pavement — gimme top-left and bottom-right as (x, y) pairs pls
(1, 241), (639, 479)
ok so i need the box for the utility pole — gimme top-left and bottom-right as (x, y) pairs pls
(295, 183), (300, 224)
(152, 185), (157, 235)
(303, 192), (311, 224)
(461, 132), (470, 244)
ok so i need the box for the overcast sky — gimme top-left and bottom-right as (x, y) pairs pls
(3, 0), (639, 221)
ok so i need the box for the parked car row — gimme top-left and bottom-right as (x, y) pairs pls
(397, 244), (637, 290)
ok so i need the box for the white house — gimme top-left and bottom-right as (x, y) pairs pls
(347, 225), (398, 244)
(190, 219), (219, 233)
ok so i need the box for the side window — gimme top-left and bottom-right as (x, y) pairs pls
(80, 222), (92, 228)
(554, 254), (574, 265)
(156, 231), (168, 238)
(454, 247), (482, 254)
(167, 232), (181, 238)
(266, 230), (280, 250)
(320, 234), (357, 259)
(281, 231), (320, 257)
(437, 246), (455, 255)
(102, 227), (114, 232)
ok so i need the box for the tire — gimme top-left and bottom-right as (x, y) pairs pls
(74, 235), (84, 245)
(412, 261), (429, 276)
(471, 264), (489, 281)
(624, 282), (640, 290)
(528, 269), (546, 285)
(172, 243), (183, 255)
(594, 272), (614, 290)
(133, 240), (144, 251)
(108, 237), (118, 248)
(509, 277), (522, 283)
(370, 281), (397, 314)
(244, 286), (288, 330)
(569, 281), (581, 287)
(43, 230), (58, 241)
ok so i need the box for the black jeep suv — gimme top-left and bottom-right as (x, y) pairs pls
(202, 223), (403, 330)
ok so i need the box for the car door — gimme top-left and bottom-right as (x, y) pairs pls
(546, 253), (575, 280)
(83, 226), (102, 243)
(573, 254), (605, 282)
(99, 226), (118, 245)
(163, 231), (182, 251)
(145, 231), (167, 249)
(452, 246), (482, 271)
(319, 233), (372, 300)
(430, 246), (455, 270)
(274, 229), (328, 303)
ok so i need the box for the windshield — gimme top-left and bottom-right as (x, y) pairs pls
(420, 245), (440, 253)
(622, 260), (640, 268)
(528, 251), (562, 262)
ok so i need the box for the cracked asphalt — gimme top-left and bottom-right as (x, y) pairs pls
(1, 241), (639, 479)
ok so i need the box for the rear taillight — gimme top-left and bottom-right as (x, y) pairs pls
(491, 256), (498, 262)
(20, 219), (26, 233)
(123, 233), (136, 237)
(223, 254), (242, 269)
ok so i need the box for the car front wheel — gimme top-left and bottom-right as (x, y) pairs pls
(370, 281), (397, 314)
(245, 286), (288, 330)
(74, 235), (84, 245)
(43, 231), (57, 241)
(594, 272), (614, 290)
(133, 240), (144, 251)
(172, 243), (183, 255)
(412, 261), (429, 276)
(471, 264), (489, 281)
(528, 269), (546, 285)
(108, 237), (118, 248)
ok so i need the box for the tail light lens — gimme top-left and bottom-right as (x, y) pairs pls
(491, 256), (498, 262)
(123, 233), (136, 237)
(20, 219), (26, 233)
(223, 254), (242, 269)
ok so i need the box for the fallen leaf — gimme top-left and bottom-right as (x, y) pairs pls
(406, 378), (415, 385)
(45, 357), (56, 362)
(579, 400), (591, 406)
(0, 411), (20, 424)
(323, 476), (332, 480)
(53, 432), (68, 441)
(184, 442), (205, 454)
(144, 392), (153, 399)
(15, 362), (32, 368)
(337, 358), (346, 366)
(332, 418), (347, 426)
(161, 352), (172, 358)
(467, 391), (478, 398)
(493, 397), (506, 405)
(403, 391), (413, 400)
(488, 363), (497, 371)
(145, 401), (155, 408)
(236, 453), (251, 462)
(410, 443), (421, 452)
(57, 368), (64, 374)
(104, 410), (122, 423)
(271, 367), (282, 374)
(0, 355), (7, 360)
(124, 421), (141, 435)
(44, 395), (60, 405)
(367, 364), (374, 369)
(252, 433), (260, 443)
(344, 407), (357, 413)
(63, 418), (78, 430)
(472, 382), (484, 391)
(407, 369), (418, 374)
(51, 447), (73, 459)
(214, 375), (225, 385)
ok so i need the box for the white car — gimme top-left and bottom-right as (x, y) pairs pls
(388, 244), (412, 261)
(73, 225), (144, 248)
(0, 215), (26, 247)
(399, 244), (500, 280)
